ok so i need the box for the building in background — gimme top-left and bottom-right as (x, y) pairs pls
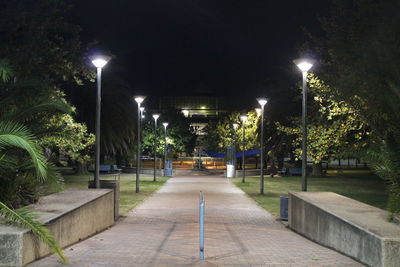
(158, 96), (229, 135)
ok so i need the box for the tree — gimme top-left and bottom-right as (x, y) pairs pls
(141, 110), (195, 157)
(310, 0), (400, 215)
(200, 111), (260, 153)
(39, 113), (95, 173)
(277, 74), (369, 175)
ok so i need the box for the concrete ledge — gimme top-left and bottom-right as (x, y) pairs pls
(289, 192), (400, 267)
(0, 189), (114, 266)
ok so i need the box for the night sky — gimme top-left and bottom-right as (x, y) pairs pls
(70, 0), (330, 102)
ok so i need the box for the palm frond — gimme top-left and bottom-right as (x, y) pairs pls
(0, 201), (67, 262)
(0, 121), (47, 181)
(0, 98), (73, 122)
(0, 58), (13, 82)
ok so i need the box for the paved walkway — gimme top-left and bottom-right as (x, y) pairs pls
(29, 176), (362, 266)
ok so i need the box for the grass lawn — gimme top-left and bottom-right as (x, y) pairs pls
(50, 171), (168, 216)
(232, 169), (388, 218)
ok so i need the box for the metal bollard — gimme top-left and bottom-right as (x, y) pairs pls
(199, 191), (205, 260)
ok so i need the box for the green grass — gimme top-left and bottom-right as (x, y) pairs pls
(51, 172), (168, 216)
(232, 169), (388, 218)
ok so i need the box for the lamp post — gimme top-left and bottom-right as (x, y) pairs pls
(233, 123), (239, 177)
(163, 122), (169, 176)
(90, 54), (111, 189)
(257, 98), (268, 194)
(152, 114), (160, 181)
(293, 58), (315, 192)
(240, 115), (248, 183)
(134, 96), (145, 193)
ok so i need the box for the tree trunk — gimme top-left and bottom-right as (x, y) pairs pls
(312, 162), (324, 176)
(75, 162), (88, 174)
(116, 151), (122, 166)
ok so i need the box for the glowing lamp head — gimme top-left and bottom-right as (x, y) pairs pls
(293, 58), (315, 72)
(140, 107), (145, 113)
(134, 96), (145, 105)
(257, 97), (268, 107)
(163, 122), (169, 129)
(152, 114), (160, 121)
(90, 55), (111, 68)
(240, 115), (248, 122)
(182, 109), (189, 117)
(233, 123), (239, 129)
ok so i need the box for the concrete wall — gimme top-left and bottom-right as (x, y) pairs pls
(289, 192), (400, 267)
(0, 189), (114, 266)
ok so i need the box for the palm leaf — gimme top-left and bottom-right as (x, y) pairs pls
(0, 58), (13, 82)
(0, 201), (67, 263)
(0, 97), (73, 122)
(0, 121), (47, 181)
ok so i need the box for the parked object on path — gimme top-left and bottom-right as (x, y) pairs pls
(280, 195), (288, 221)
(199, 191), (205, 260)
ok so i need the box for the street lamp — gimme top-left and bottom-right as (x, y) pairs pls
(257, 97), (268, 194)
(240, 115), (248, 183)
(163, 122), (169, 176)
(134, 95), (145, 193)
(293, 57), (315, 191)
(152, 114), (160, 181)
(182, 109), (189, 117)
(233, 123), (239, 177)
(140, 107), (145, 119)
(90, 54), (111, 189)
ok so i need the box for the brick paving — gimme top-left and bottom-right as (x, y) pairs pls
(29, 176), (363, 266)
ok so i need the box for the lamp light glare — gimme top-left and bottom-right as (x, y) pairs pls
(152, 114), (160, 121)
(257, 98), (268, 107)
(90, 55), (111, 68)
(255, 108), (262, 116)
(240, 115), (248, 122)
(134, 96), (145, 104)
(233, 123), (239, 129)
(182, 109), (189, 117)
(293, 58), (315, 72)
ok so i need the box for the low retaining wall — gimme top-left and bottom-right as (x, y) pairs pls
(0, 189), (114, 266)
(289, 192), (400, 267)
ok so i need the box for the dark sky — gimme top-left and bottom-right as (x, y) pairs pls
(70, 0), (330, 100)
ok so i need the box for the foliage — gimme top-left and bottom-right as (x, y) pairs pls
(201, 111), (260, 153)
(311, 0), (400, 215)
(277, 75), (368, 163)
(141, 111), (195, 156)
(0, 121), (47, 181)
(0, 121), (66, 262)
(0, 0), (92, 85)
(40, 113), (95, 165)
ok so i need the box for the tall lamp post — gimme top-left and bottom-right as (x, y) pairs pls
(134, 96), (145, 193)
(163, 122), (169, 176)
(293, 58), (315, 192)
(240, 115), (248, 183)
(90, 54), (111, 189)
(233, 123), (239, 177)
(152, 114), (160, 181)
(257, 98), (268, 194)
